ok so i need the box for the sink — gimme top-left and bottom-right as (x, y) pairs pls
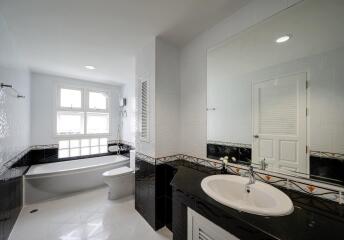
(201, 175), (293, 216)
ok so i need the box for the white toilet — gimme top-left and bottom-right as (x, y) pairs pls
(102, 150), (135, 200)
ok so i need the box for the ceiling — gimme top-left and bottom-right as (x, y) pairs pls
(0, 0), (250, 84)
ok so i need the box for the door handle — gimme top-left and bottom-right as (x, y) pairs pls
(254, 135), (259, 138)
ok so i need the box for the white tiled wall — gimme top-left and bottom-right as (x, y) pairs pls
(0, 13), (31, 168)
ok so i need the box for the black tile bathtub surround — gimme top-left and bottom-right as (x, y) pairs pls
(11, 143), (133, 168)
(171, 166), (344, 240)
(0, 167), (27, 240)
(207, 143), (251, 165)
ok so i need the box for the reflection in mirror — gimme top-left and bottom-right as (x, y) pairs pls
(207, 0), (344, 186)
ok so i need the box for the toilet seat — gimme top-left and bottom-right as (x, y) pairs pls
(102, 166), (133, 177)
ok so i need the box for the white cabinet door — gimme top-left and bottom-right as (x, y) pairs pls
(252, 73), (307, 173)
(187, 208), (240, 240)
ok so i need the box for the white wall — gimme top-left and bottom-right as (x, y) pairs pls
(135, 38), (180, 158)
(121, 74), (136, 146)
(155, 38), (180, 157)
(179, 0), (302, 158)
(135, 39), (156, 157)
(30, 72), (122, 145)
(0, 14), (31, 168)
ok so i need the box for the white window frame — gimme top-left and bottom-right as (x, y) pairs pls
(55, 85), (111, 138)
(57, 86), (84, 111)
(86, 90), (109, 112)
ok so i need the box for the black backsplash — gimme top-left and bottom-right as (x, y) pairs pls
(310, 156), (344, 186)
(207, 143), (251, 165)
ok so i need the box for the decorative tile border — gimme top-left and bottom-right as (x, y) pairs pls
(310, 150), (344, 160)
(3, 146), (343, 204)
(207, 140), (251, 149)
(135, 152), (156, 164)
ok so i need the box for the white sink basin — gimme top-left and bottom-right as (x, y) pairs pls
(201, 175), (293, 216)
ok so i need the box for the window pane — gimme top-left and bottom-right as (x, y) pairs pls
(90, 138), (99, 146)
(81, 147), (90, 156)
(60, 88), (82, 108)
(59, 140), (69, 149)
(81, 139), (90, 147)
(91, 146), (99, 154)
(57, 112), (84, 135)
(100, 138), (108, 146)
(89, 91), (107, 110)
(100, 146), (108, 153)
(70, 139), (80, 148)
(58, 149), (69, 158)
(70, 148), (80, 157)
(86, 113), (109, 134)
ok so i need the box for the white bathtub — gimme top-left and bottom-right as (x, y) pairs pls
(24, 155), (129, 204)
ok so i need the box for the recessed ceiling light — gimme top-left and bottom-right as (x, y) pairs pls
(85, 65), (96, 70)
(275, 34), (292, 43)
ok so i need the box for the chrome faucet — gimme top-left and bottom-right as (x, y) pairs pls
(245, 166), (256, 193)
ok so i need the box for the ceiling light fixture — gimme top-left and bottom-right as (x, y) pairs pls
(85, 65), (96, 70)
(275, 34), (292, 43)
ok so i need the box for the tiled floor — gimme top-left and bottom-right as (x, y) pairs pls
(9, 187), (173, 240)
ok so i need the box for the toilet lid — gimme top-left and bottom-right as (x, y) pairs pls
(103, 166), (133, 177)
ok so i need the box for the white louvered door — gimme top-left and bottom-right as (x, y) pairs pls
(187, 208), (239, 240)
(252, 73), (307, 173)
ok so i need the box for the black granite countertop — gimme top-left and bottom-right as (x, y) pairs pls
(170, 164), (344, 240)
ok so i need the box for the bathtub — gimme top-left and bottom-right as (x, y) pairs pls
(24, 155), (129, 204)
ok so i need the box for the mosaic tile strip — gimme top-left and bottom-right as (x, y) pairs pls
(155, 155), (181, 165)
(1, 146), (31, 175)
(310, 150), (344, 160)
(207, 140), (252, 149)
(135, 152), (156, 164)
(31, 144), (59, 150)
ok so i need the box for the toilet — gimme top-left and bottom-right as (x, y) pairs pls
(102, 150), (135, 200)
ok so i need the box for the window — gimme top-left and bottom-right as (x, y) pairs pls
(58, 138), (108, 158)
(60, 88), (82, 108)
(89, 91), (108, 110)
(57, 111), (84, 135)
(56, 87), (110, 136)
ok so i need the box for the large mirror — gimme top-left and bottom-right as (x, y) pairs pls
(207, 0), (344, 186)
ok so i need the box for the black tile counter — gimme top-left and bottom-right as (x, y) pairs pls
(170, 165), (344, 240)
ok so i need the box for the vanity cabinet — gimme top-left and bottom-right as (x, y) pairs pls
(188, 208), (239, 240)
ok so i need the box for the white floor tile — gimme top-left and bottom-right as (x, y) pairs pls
(9, 187), (173, 240)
